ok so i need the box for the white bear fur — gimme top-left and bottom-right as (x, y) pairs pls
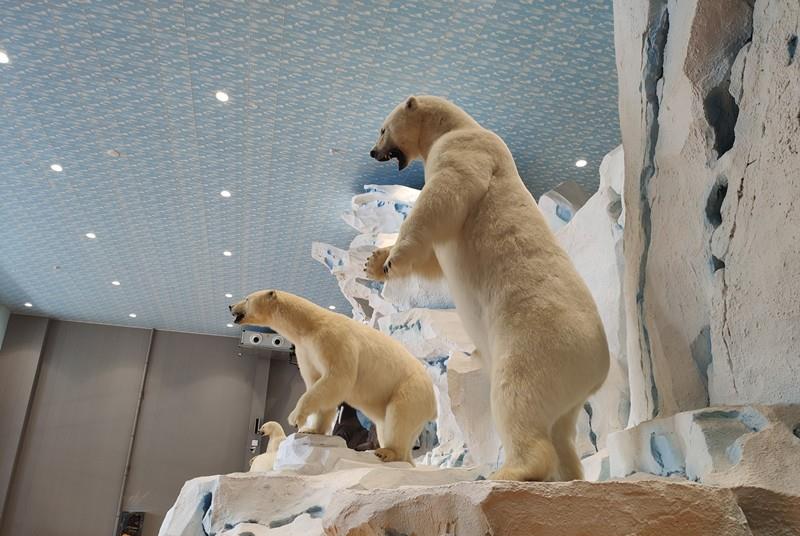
(230, 290), (437, 464)
(248, 421), (286, 472)
(365, 96), (610, 481)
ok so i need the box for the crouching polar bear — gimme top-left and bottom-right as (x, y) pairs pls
(230, 290), (436, 463)
(365, 96), (610, 481)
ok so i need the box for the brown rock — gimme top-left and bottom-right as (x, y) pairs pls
(323, 479), (752, 536)
(733, 486), (800, 536)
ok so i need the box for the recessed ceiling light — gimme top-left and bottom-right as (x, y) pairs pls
(328, 305), (336, 310)
(575, 159), (588, 168)
(223, 250), (232, 257)
(85, 232), (97, 239)
(220, 190), (231, 198)
(215, 91), (229, 102)
(224, 293), (233, 298)
(111, 280), (121, 286)
(226, 323), (234, 328)
(128, 313), (137, 318)
(50, 163), (63, 172)
(0, 51), (9, 64)
(24, 302), (33, 308)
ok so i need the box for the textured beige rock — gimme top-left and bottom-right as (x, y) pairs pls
(323, 480), (752, 536)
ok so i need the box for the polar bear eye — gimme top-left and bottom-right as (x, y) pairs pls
(380, 128), (385, 135)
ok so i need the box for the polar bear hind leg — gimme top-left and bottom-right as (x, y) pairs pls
(489, 352), (559, 481)
(375, 395), (428, 464)
(550, 403), (584, 481)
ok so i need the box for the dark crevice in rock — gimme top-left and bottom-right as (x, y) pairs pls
(706, 177), (728, 227)
(718, 173), (747, 396)
(705, 80), (740, 157)
(690, 326), (712, 406)
(636, 2), (669, 419)
(793, 423), (800, 439)
(712, 256), (726, 272)
(200, 492), (213, 536)
(584, 402), (598, 453)
(788, 35), (798, 65)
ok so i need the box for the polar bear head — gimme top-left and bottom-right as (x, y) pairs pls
(229, 289), (277, 325)
(370, 95), (480, 171)
(369, 95), (421, 171)
(259, 420), (286, 439)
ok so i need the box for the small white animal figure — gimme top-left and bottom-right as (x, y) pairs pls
(230, 290), (436, 464)
(248, 421), (286, 472)
(365, 95), (610, 481)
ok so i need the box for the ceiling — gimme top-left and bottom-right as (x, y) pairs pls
(0, 1), (619, 337)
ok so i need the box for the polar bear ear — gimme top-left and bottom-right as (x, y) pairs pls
(266, 290), (277, 300)
(405, 96), (418, 110)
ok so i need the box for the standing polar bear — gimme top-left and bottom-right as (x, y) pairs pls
(365, 96), (610, 481)
(230, 289), (436, 464)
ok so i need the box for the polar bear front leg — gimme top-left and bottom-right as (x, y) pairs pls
(288, 378), (347, 430)
(298, 408), (338, 435)
(379, 167), (487, 279)
(288, 346), (356, 431)
(365, 246), (443, 281)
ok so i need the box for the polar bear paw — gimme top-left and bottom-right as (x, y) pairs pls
(373, 448), (399, 462)
(364, 247), (391, 281)
(287, 405), (308, 429)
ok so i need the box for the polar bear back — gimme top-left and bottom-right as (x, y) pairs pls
(280, 294), (435, 419)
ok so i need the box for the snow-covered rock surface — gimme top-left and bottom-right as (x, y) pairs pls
(272, 433), (410, 475)
(157, 463), (482, 536)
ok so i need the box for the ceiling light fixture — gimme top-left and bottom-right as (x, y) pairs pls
(220, 190), (231, 198)
(128, 313), (137, 318)
(24, 302), (33, 308)
(50, 163), (63, 172)
(328, 305), (336, 310)
(226, 323), (234, 328)
(85, 232), (97, 239)
(223, 250), (232, 257)
(225, 293), (233, 298)
(111, 280), (120, 286)
(575, 159), (588, 168)
(0, 51), (9, 64)
(215, 91), (229, 102)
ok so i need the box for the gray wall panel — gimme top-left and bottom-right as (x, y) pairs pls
(122, 330), (252, 536)
(1, 320), (151, 536)
(0, 314), (48, 524)
(264, 357), (305, 433)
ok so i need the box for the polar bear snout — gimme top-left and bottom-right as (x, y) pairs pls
(229, 302), (246, 324)
(369, 146), (390, 161)
(370, 146), (407, 170)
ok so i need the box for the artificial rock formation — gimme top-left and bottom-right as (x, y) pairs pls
(158, 433), (481, 535)
(615, 0), (800, 425)
(607, 405), (800, 495)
